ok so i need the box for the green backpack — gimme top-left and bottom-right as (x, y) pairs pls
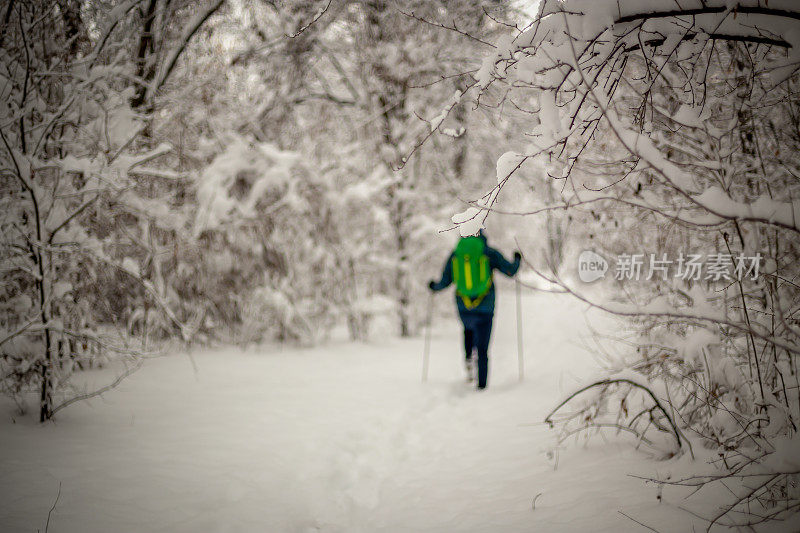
(452, 236), (492, 309)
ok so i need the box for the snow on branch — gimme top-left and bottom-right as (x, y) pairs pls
(396, 81), (474, 171)
(85, 0), (146, 68)
(614, 4), (800, 26)
(601, 108), (800, 234)
(115, 142), (172, 172)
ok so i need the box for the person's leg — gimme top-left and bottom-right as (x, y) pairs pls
(460, 312), (477, 381)
(463, 328), (474, 361)
(475, 313), (494, 389)
(459, 312), (476, 360)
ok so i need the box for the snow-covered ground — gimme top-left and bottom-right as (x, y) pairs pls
(0, 290), (770, 532)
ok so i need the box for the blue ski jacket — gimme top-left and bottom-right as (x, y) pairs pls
(430, 234), (520, 315)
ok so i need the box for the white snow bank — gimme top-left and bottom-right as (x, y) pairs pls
(0, 292), (761, 532)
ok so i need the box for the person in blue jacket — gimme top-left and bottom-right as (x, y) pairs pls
(428, 231), (521, 389)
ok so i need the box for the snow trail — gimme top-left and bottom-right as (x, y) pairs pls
(1, 290), (700, 532)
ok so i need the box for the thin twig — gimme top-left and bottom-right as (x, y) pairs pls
(287, 0), (331, 38)
(397, 10), (496, 48)
(44, 481), (61, 533)
(618, 510), (661, 532)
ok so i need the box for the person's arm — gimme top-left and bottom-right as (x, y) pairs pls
(429, 254), (454, 291)
(488, 247), (521, 277)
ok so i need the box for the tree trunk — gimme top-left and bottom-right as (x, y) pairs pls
(131, 0), (158, 111)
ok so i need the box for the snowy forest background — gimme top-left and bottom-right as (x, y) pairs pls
(2, 0), (800, 530)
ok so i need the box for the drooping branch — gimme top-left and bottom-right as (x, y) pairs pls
(544, 377), (685, 451)
(50, 358), (144, 417)
(144, 0), (225, 107)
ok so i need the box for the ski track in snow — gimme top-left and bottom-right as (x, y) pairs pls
(1, 290), (777, 532)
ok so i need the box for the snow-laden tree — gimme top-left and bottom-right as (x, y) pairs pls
(136, 1), (351, 344)
(189, 132), (350, 345)
(0, 0), (222, 421)
(454, 0), (800, 527)
(327, 0), (519, 336)
(162, 0), (515, 340)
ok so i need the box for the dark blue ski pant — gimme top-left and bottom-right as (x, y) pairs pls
(459, 311), (493, 389)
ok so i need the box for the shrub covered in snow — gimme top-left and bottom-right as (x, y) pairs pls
(459, 0), (800, 527)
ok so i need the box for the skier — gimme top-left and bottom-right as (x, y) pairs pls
(428, 231), (521, 389)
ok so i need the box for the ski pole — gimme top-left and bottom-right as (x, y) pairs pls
(422, 291), (433, 383)
(516, 277), (524, 382)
